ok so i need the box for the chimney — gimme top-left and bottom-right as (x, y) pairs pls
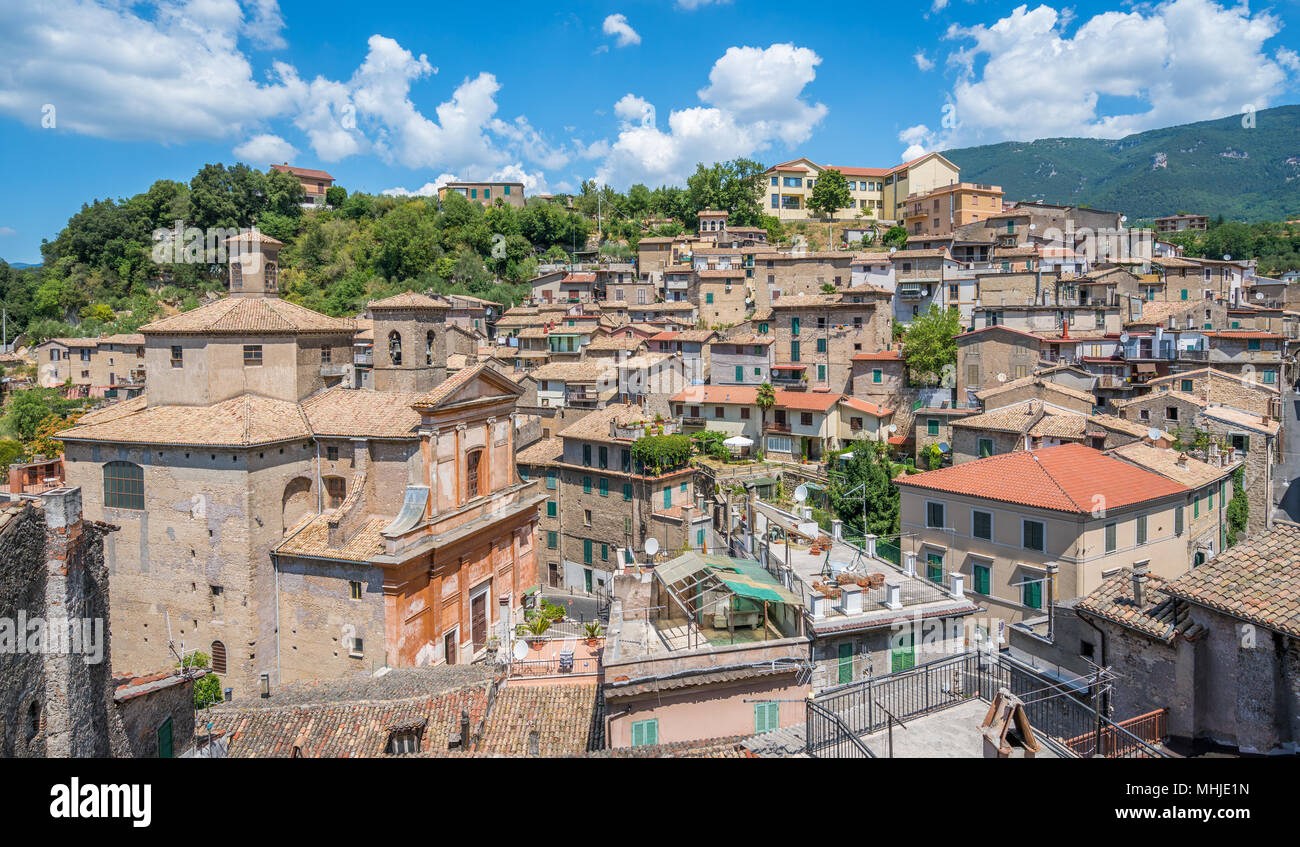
(1176, 453), (1188, 469)
(1131, 561), (1150, 607)
(831, 519), (843, 541)
(1044, 562), (1058, 641)
(885, 583), (902, 610)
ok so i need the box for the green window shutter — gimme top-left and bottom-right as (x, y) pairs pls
(792, 317), (800, 336)
(1105, 522), (1116, 552)
(759, 322), (768, 333)
(926, 553), (943, 584)
(547, 501), (557, 517)
(1023, 520), (1044, 551)
(696, 528), (705, 547)
(583, 476), (592, 494)
(927, 418), (939, 436)
(873, 369), (882, 383)
(1194, 496), (1199, 519)
(547, 531), (558, 549)
(1180, 379), (1192, 392)
(818, 364), (826, 381)
(157, 717), (174, 758)
(973, 511), (991, 539)
(583, 444), (591, 466)
(735, 365), (744, 382)
(979, 439), (993, 458)
(791, 341), (800, 361)
(632, 719), (658, 747)
(599, 478), (608, 497)
(664, 486), (672, 509)
(601, 544), (609, 561)
(1175, 505), (1184, 535)
(754, 702), (779, 733)
(623, 483), (632, 501)
(973, 563), (990, 594)
(706, 292), (714, 304)
(584, 539), (593, 564)
(1136, 515), (1147, 545)
(1023, 579), (1042, 609)
(546, 469), (557, 490)
(816, 338), (826, 353)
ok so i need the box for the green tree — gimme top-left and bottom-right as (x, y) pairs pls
(325, 185), (348, 208)
(755, 381), (776, 440)
(4, 389), (59, 441)
(808, 168), (852, 220)
(829, 444), (900, 539)
(882, 225), (909, 249)
(1226, 466), (1249, 546)
(902, 305), (961, 387)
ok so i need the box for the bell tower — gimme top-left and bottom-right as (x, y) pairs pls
(224, 231), (284, 298)
(368, 292), (450, 392)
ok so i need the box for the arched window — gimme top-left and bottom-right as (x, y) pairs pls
(230, 262), (243, 290)
(265, 261), (278, 291)
(467, 449), (484, 499)
(425, 331), (435, 365)
(388, 331), (402, 365)
(210, 641), (227, 675)
(103, 461), (144, 510)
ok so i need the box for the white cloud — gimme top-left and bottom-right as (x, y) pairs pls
(676, 0), (732, 8)
(916, 0), (1294, 154)
(382, 174), (457, 197)
(931, 0), (949, 12)
(0, 227), (16, 237)
(0, 0), (293, 142)
(602, 14), (641, 48)
(384, 163), (551, 197)
(1278, 48), (1300, 74)
(913, 51), (935, 71)
(594, 43), (828, 188)
(242, 0), (287, 49)
(234, 132), (299, 163)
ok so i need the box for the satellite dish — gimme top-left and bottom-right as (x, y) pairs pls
(1223, 254), (1231, 261)
(512, 639), (529, 661)
(1255, 291), (1264, 300)
(794, 484), (808, 503)
(840, 452), (854, 461)
(1120, 215), (1128, 223)
(1029, 223), (1036, 230)
(1147, 427), (1162, 442)
(1119, 332), (1129, 344)
(644, 537), (660, 557)
(889, 246), (897, 254)
(888, 424), (898, 433)
(997, 372), (1007, 383)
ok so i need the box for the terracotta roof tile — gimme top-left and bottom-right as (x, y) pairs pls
(1164, 524), (1300, 638)
(59, 394), (312, 447)
(895, 443), (1189, 514)
(141, 297), (355, 335)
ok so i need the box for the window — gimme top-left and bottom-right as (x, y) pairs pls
(547, 501), (557, 517)
(1247, 339), (1261, 351)
(800, 412), (813, 427)
(426, 331), (435, 365)
(157, 717), (174, 759)
(547, 531), (558, 549)
(1022, 576), (1042, 609)
(388, 331), (402, 365)
(873, 368), (882, 384)
(599, 446), (608, 469)
(349, 636), (363, 657)
(326, 476), (346, 508)
(583, 539), (593, 564)
(1180, 379), (1193, 392)
(972, 510), (992, 540)
(170, 345), (184, 368)
(972, 562), (990, 594)
(705, 292), (714, 304)
(790, 341), (800, 361)
(386, 728), (422, 755)
(467, 449), (484, 498)
(623, 483), (632, 501)
(1136, 514), (1147, 545)
(754, 702), (780, 734)
(1104, 522), (1117, 553)
(978, 438), (994, 458)
(735, 365), (744, 382)
(211, 641), (227, 674)
(546, 469), (557, 490)
(926, 501), (945, 529)
(103, 461), (144, 510)
(583, 444), (592, 466)
(816, 338), (826, 353)
(349, 581), (362, 601)
(1230, 433), (1249, 452)
(599, 478), (608, 497)
(791, 317), (800, 336)
(601, 544), (609, 562)
(927, 418), (939, 437)
(1023, 520), (1045, 552)
(926, 553), (943, 584)
(631, 719), (658, 747)
(583, 476), (592, 494)
(1174, 505), (1184, 535)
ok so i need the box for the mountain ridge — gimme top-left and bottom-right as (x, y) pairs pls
(942, 105), (1300, 222)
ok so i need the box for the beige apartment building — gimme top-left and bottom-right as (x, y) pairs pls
(903, 182), (1004, 238)
(35, 334), (146, 392)
(762, 153), (961, 221)
(896, 443), (1226, 627)
(437, 181), (525, 208)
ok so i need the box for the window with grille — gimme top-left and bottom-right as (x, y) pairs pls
(243, 344), (263, 366)
(467, 450), (483, 498)
(210, 641), (227, 674)
(230, 263), (243, 290)
(103, 461), (144, 510)
(265, 262), (278, 291)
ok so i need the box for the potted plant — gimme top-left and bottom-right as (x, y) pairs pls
(583, 621), (603, 646)
(524, 615), (551, 645)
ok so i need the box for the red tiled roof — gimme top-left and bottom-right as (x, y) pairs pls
(851, 350), (903, 362)
(271, 164), (334, 181)
(840, 396), (893, 417)
(669, 385), (840, 413)
(895, 443), (1189, 514)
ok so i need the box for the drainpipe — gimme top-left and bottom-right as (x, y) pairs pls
(1075, 607), (1109, 716)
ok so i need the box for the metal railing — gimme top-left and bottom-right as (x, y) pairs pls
(806, 651), (1169, 758)
(508, 655), (601, 678)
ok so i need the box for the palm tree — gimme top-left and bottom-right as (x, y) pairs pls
(756, 381), (776, 450)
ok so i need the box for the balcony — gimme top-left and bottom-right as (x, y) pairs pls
(320, 363), (351, 377)
(566, 390), (600, 407)
(897, 285), (928, 299)
(766, 421), (793, 434)
(354, 351), (374, 366)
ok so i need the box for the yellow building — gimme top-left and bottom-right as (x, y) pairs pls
(762, 153), (961, 223)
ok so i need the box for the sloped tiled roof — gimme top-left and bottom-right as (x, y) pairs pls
(59, 394), (312, 447)
(1077, 571), (1194, 643)
(895, 443), (1188, 514)
(1164, 524), (1300, 638)
(367, 291), (450, 310)
(301, 388), (424, 439)
(277, 514), (390, 563)
(141, 297), (355, 335)
(476, 683), (603, 756)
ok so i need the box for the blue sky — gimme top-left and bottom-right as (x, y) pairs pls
(1, 0), (1298, 263)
